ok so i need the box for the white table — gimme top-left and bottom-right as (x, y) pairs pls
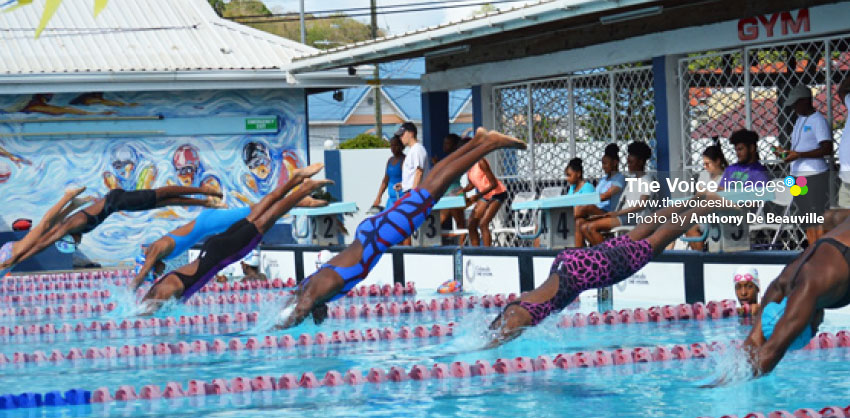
(290, 202), (358, 246)
(511, 193), (601, 248)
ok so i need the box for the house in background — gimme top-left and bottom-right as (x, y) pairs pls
(307, 59), (473, 165)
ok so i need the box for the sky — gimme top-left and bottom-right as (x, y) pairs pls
(261, 0), (532, 35)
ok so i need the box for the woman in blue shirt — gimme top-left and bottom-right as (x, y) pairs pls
(574, 144), (625, 247)
(565, 158), (595, 195)
(371, 136), (405, 209)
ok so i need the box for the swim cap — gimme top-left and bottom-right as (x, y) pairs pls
(173, 144), (200, 171)
(761, 297), (813, 350)
(733, 266), (760, 289)
(242, 142), (271, 167)
(243, 249), (260, 267)
(55, 235), (77, 254)
(316, 250), (332, 268)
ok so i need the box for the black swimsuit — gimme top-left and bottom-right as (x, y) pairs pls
(162, 219), (263, 301)
(79, 189), (158, 233)
(791, 238), (850, 309)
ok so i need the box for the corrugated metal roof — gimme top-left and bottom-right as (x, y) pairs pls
(0, 0), (317, 75)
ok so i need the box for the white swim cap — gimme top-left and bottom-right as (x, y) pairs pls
(243, 250), (260, 267)
(733, 266), (759, 289)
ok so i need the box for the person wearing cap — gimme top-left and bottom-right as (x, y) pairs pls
(837, 77), (850, 208)
(775, 85), (832, 243)
(397, 122), (428, 246)
(718, 129), (770, 190)
(240, 250), (267, 281)
(733, 266), (761, 317)
(397, 122), (429, 195)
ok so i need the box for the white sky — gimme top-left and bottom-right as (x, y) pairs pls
(261, 0), (531, 35)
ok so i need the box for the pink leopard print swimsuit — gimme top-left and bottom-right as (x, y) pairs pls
(515, 235), (653, 325)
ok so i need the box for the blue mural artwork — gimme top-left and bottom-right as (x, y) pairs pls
(0, 89), (307, 264)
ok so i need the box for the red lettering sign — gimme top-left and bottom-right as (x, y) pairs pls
(737, 8), (810, 41)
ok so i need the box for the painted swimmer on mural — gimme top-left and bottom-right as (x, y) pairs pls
(167, 144), (223, 195)
(233, 140), (302, 204)
(20, 94), (116, 116)
(103, 144), (157, 191)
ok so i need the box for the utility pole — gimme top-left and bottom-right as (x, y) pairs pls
(299, 0), (306, 44)
(371, 0), (382, 139)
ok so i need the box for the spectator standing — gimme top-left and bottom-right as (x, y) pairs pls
(397, 121), (428, 246)
(776, 84), (832, 244)
(837, 77), (850, 208)
(464, 139), (508, 247)
(398, 122), (428, 194)
(371, 135), (405, 210)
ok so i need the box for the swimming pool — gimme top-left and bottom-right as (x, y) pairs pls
(1, 270), (849, 418)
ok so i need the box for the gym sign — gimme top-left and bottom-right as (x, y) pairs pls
(738, 8), (810, 41)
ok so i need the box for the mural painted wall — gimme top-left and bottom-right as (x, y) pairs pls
(0, 89), (307, 263)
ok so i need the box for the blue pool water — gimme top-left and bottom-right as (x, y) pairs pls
(2, 279), (850, 418)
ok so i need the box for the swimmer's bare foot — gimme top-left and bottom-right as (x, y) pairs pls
(297, 196), (328, 207)
(487, 130), (527, 150)
(200, 185), (223, 199)
(301, 178), (333, 192)
(65, 186), (86, 198)
(293, 163), (324, 180)
(205, 198), (227, 209)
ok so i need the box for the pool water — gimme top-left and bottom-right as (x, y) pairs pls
(2, 277), (850, 418)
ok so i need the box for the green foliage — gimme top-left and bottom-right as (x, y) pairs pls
(573, 65), (655, 144)
(222, 0), (382, 49)
(470, 4), (496, 16)
(207, 0), (226, 15)
(339, 134), (389, 149)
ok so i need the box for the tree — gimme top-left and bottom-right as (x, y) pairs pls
(470, 4), (496, 16)
(220, 0), (382, 49)
(207, 0), (226, 16)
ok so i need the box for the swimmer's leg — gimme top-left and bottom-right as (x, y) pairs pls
(420, 128), (525, 199)
(16, 186), (86, 253)
(246, 163), (324, 229)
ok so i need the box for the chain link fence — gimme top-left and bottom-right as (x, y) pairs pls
(680, 34), (850, 250)
(492, 65), (656, 247)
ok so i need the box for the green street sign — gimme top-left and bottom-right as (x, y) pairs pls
(245, 117), (278, 131)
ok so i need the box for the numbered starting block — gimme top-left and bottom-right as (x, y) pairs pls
(680, 189), (774, 252)
(412, 196), (466, 247)
(512, 193), (600, 248)
(290, 202), (358, 246)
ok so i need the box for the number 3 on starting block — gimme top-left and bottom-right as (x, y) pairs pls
(411, 211), (441, 246)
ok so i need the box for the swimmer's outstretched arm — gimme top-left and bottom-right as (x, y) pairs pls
(276, 276), (337, 329)
(750, 281), (820, 376)
(129, 241), (169, 290)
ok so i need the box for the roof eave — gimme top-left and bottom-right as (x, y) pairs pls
(0, 70), (297, 94)
(287, 0), (659, 73)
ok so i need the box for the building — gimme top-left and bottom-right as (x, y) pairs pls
(0, 0), (363, 266)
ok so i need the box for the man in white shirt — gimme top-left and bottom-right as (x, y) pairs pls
(396, 122), (428, 246)
(776, 84), (832, 243)
(397, 122), (429, 193)
(837, 78), (850, 208)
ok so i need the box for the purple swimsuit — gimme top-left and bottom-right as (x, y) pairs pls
(517, 235), (653, 325)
